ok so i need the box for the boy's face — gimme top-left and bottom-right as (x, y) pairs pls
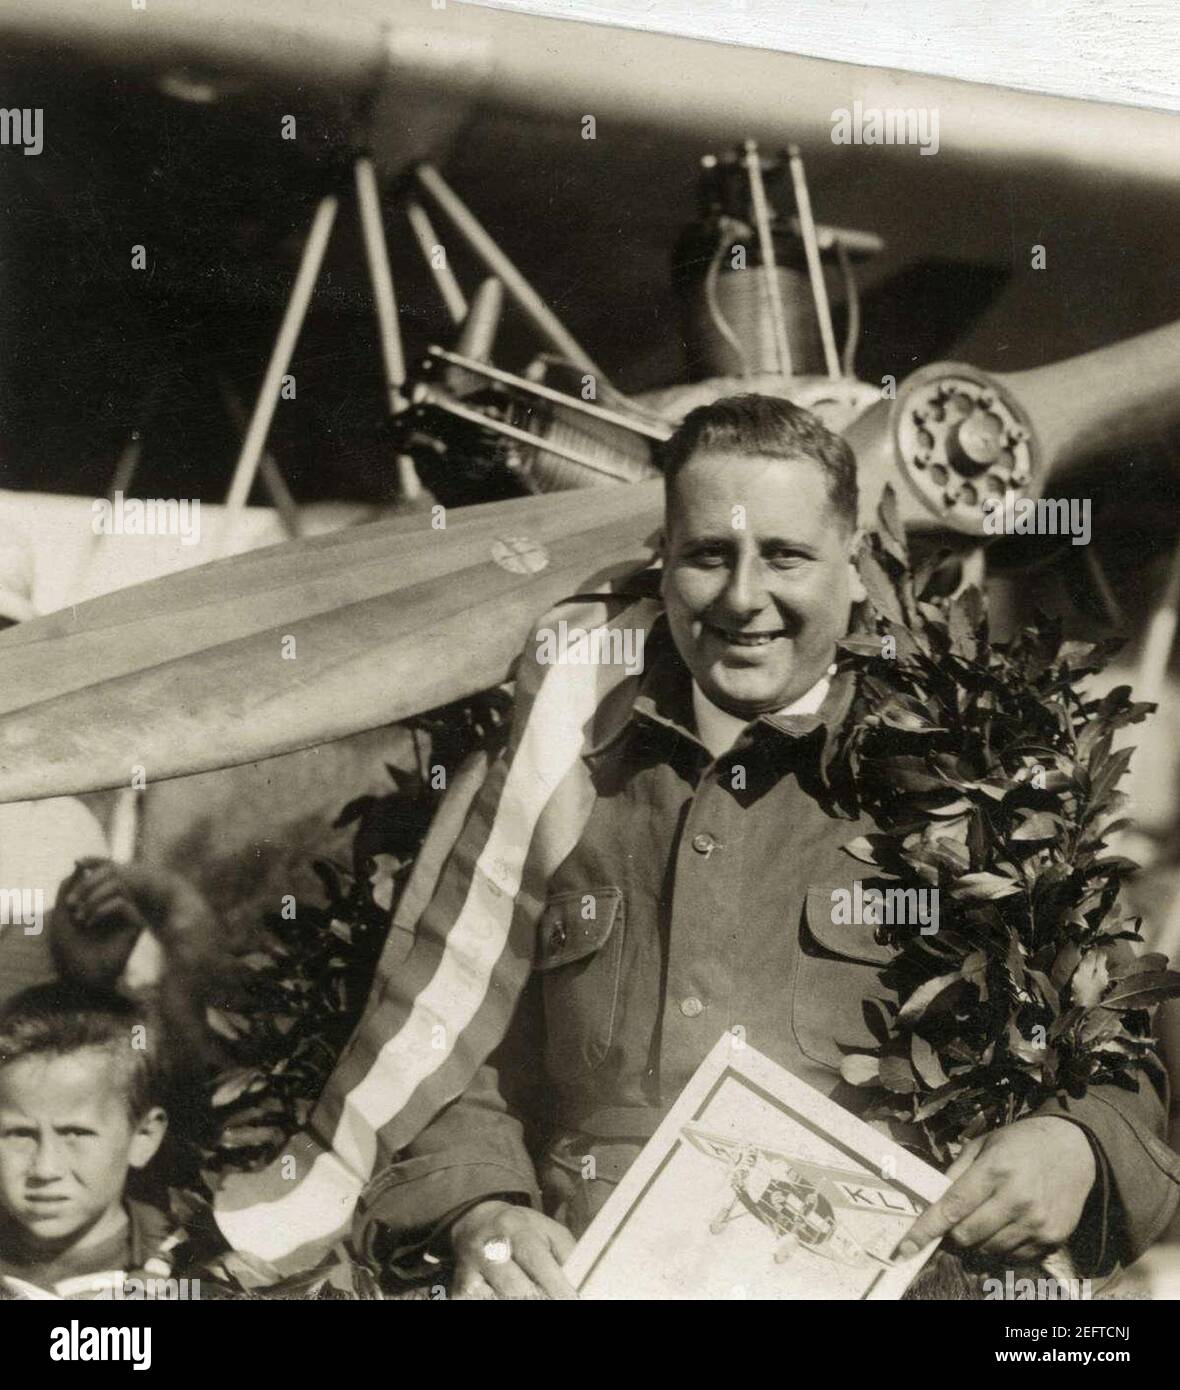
(0, 1049), (165, 1247)
(661, 450), (863, 718)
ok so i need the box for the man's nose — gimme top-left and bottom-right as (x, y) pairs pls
(720, 553), (770, 616)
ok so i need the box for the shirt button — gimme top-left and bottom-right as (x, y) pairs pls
(691, 833), (715, 856)
(680, 996), (704, 1017)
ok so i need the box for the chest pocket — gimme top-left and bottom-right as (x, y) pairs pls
(536, 887), (626, 1084)
(792, 882), (900, 1073)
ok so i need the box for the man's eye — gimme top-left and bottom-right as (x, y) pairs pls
(687, 547), (727, 567)
(767, 551), (808, 569)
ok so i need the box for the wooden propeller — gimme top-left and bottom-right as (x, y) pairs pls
(0, 483), (662, 801)
(848, 316), (1180, 533)
(2, 317), (1178, 803)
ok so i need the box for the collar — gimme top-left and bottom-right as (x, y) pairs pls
(692, 668), (834, 758)
(583, 614), (857, 767)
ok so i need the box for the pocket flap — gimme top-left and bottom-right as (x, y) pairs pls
(536, 888), (623, 971)
(805, 883), (901, 965)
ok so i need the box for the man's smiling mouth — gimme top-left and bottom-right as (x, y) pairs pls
(22, 1197), (73, 1220)
(702, 622), (788, 647)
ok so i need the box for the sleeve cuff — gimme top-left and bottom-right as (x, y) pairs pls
(1036, 1089), (1180, 1272)
(1037, 1114), (1114, 1276)
(351, 1149), (541, 1278)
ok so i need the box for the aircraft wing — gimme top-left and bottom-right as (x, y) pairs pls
(5, 0), (1178, 189)
(681, 1127), (744, 1167)
(782, 1155), (923, 1219)
(681, 1126), (918, 1219)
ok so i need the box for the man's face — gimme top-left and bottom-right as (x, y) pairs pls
(0, 1049), (164, 1248)
(660, 450), (862, 718)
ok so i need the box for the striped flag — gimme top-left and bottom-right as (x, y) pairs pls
(214, 583), (662, 1273)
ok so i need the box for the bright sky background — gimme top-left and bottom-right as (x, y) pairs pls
(467, 0), (1180, 113)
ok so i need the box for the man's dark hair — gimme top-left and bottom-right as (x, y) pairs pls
(658, 393), (858, 531)
(0, 983), (161, 1121)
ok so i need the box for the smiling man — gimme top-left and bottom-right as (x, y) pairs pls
(658, 398), (862, 737)
(233, 395), (1177, 1298)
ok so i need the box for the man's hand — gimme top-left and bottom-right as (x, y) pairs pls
(450, 1199), (578, 1300)
(896, 1117), (1097, 1264)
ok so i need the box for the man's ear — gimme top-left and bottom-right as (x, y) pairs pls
(128, 1105), (168, 1171)
(848, 528), (867, 604)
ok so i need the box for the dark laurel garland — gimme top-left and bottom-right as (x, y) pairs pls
(830, 488), (1180, 1166)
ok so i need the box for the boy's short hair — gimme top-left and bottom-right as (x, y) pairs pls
(0, 984), (161, 1121)
(658, 393), (858, 532)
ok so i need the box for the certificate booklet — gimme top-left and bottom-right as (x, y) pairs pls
(565, 1034), (949, 1300)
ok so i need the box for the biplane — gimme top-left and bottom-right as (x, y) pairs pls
(683, 1125), (921, 1271)
(3, 5), (1180, 994)
(2, 0), (1180, 801)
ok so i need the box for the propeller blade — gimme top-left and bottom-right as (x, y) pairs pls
(998, 316), (1180, 482)
(0, 483), (662, 801)
(851, 259), (1011, 388)
(845, 316), (1180, 535)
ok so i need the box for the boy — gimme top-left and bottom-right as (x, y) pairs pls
(0, 983), (172, 1298)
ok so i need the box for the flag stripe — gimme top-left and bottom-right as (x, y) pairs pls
(310, 754), (509, 1139)
(214, 595), (658, 1270)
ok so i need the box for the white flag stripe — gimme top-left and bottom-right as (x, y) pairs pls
(215, 1143), (374, 1268)
(332, 660), (598, 1170)
(213, 644), (607, 1264)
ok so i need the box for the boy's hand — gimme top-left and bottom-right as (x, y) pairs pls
(450, 1199), (579, 1300)
(53, 859), (163, 993)
(896, 1117), (1097, 1264)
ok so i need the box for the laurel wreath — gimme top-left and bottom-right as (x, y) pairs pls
(831, 488), (1180, 1164)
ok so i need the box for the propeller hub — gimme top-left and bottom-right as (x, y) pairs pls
(893, 366), (1038, 534)
(948, 409), (1005, 472)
